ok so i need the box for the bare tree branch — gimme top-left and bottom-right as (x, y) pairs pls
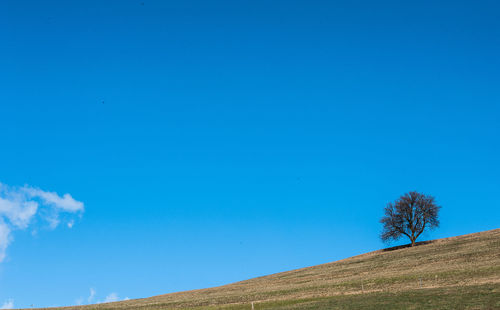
(380, 191), (440, 246)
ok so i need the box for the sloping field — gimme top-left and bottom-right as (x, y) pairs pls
(44, 228), (500, 309)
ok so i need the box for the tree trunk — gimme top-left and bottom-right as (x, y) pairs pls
(411, 239), (416, 247)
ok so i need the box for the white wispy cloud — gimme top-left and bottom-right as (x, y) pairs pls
(0, 182), (84, 262)
(23, 188), (84, 212)
(78, 288), (129, 306)
(75, 297), (84, 306)
(0, 222), (10, 262)
(88, 288), (96, 304)
(0, 299), (14, 309)
(103, 293), (119, 303)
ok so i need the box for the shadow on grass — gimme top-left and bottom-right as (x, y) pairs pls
(382, 240), (434, 252)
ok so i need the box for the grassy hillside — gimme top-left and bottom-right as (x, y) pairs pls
(45, 229), (500, 310)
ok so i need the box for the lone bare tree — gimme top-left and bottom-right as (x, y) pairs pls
(380, 191), (440, 246)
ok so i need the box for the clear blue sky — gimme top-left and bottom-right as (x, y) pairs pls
(1, 0), (499, 308)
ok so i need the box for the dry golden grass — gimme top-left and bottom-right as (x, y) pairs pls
(36, 228), (500, 310)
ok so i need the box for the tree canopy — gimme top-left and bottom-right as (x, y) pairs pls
(380, 191), (440, 246)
